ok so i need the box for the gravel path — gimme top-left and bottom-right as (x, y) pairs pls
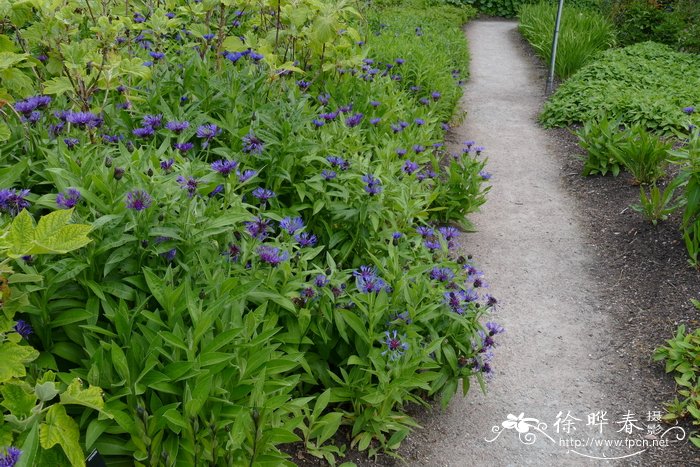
(399, 20), (639, 466)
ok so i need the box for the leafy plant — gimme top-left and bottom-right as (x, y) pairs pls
(575, 115), (627, 176)
(630, 178), (684, 225)
(609, 124), (672, 184)
(519, 1), (615, 80)
(653, 318), (700, 447)
(541, 42), (700, 136)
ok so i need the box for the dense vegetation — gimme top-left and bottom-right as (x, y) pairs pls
(0, 1), (503, 465)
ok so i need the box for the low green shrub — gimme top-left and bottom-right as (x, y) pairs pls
(630, 179), (684, 225)
(519, 2), (615, 79)
(610, 124), (672, 184)
(575, 116), (627, 176)
(541, 42), (700, 135)
(653, 317), (700, 447)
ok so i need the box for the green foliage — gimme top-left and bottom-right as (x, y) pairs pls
(519, 2), (615, 79)
(653, 318), (700, 446)
(0, 0), (497, 465)
(575, 116), (626, 176)
(668, 131), (700, 265)
(604, 0), (700, 53)
(609, 124), (672, 184)
(631, 178), (684, 225)
(541, 42), (700, 135)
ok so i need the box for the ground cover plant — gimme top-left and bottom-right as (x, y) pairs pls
(540, 42), (700, 135)
(518, 1), (614, 79)
(0, 0), (500, 465)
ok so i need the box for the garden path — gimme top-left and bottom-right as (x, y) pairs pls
(399, 20), (632, 466)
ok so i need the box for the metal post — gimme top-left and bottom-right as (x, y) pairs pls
(545, 0), (565, 95)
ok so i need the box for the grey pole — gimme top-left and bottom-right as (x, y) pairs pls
(545, 0), (565, 95)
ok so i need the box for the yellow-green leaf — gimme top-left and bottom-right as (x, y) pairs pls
(39, 404), (85, 467)
(42, 77), (73, 96)
(7, 209), (35, 257)
(60, 378), (107, 414)
(0, 341), (39, 383)
(0, 122), (10, 142)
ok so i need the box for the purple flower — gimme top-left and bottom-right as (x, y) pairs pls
(142, 114), (163, 128)
(245, 217), (272, 240)
(226, 52), (243, 63)
(249, 51), (264, 62)
(165, 120), (190, 133)
(176, 176), (199, 197)
(413, 144), (425, 154)
(211, 159), (238, 176)
(24, 111), (41, 125)
(345, 113), (363, 128)
(430, 267), (454, 282)
(474, 146), (485, 155)
(362, 174), (382, 195)
(441, 122), (450, 131)
(65, 111), (102, 128)
(203, 33), (215, 40)
(297, 80), (311, 91)
(320, 111), (339, 121)
(683, 106), (695, 115)
(0, 189), (30, 216)
(438, 226), (460, 241)
(149, 51), (165, 60)
(102, 134), (123, 144)
(132, 127), (155, 138)
(318, 93), (330, 105)
(414, 118), (425, 126)
(480, 170), (492, 180)
(242, 132), (264, 155)
(370, 117), (381, 125)
(403, 160), (419, 175)
(56, 188), (81, 209)
(161, 248), (176, 262)
(208, 184), (224, 197)
(382, 330), (408, 360)
(312, 119), (325, 128)
(370, 100), (381, 107)
(416, 226), (434, 237)
(125, 190), (152, 211)
(224, 243), (241, 262)
(196, 124), (221, 143)
(294, 232), (318, 247)
(173, 142), (194, 153)
(63, 138), (80, 149)
(315, 275), (329, 287)
(133, 12), (146, 23)
(410, 86), (421, 93)
(252, 187), (275, 203)
(389, 311), (412, 325)
(396, 148), (407, 156)
(280, 216), (304, 234)
(392, 232), (402, 239)
(160, 159), (175, 172)
(444, 289), (476, 314)
(0, 446), (22, 466)
(321, 169), (337, 180)
(338, 104), (353, 113)
(13, 320), (32, 339)
(431, 91), (441, 101)
(395, 58), (405, 65)
(257, 245), (289, 266)
(419, 97), (430, 106)
(399, 121), (409, 129)
(49, 122), (65, 137)
(326, 156), (349, 170)
(486, 322), (505, 336)
(238, 169), (257, 182)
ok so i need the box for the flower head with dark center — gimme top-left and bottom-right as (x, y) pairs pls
(176, 176), (199, 197)
(370, 117), (381, 125)
(142, 114), (163, 128)
(345, 113), (363, 128)
(65, 111), (102, 128)
(173, 142), (194, 153)
(245, 216), (272, 240)
(224, 243), (241, 262)
(133, 126), (154, 138)
(413, 144), (425, 154)
(160, 159), (174, 172)
(382, 330), (408, 360)
(480, 171), (492, 180)
(161, 248), (176, 262)
(315, 275), (329, 287)
(362, 174), (382, 195)
(414, 118), (425, 126)
(326, 156), (349, 170)
(318, 93), (330, 105)
(242, 132), (264, 154)
(403, 160), (419, 175)
(238, 169), (257, 182)
(64, 138), (80, 149)
(430, 267), (454, 282)
(0, 446), (22, 466)
(56, 188), (81, 209)
(165, 120), (190, 133)
(280, 216), (304, 235)
(438, 226), (460, 241)
(321, 169), (337, 180)
(257, 245), (289, 266)
(211, 159), (238, 176)
(416, 226), (434, 237)
(432, 91), (441, 101)
(125, 190), (152, 211)
(294, 232), (318, 247)
(196, 124), (221, 145)
(312, 119), (325, 128)
(683, 106), (695, 115)
(149, 51), (165, 60)
(320, 111), (339, 121)
(208, 184), (224, 197)
(252, 187), (275, 204)
(0, 189), (30, 216)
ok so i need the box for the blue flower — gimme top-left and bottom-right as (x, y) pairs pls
(176, 175), (199, 197)
(0, 189), (30, 216)
(125, 190), (152, 211)
(257, 245), (289, 266)
(345, 113), (363, 128)
(245, 217), (272, 240)
(132, 127), (154, 138)
(142, 114), (163, 128)
(0, 446), (22, 466)
(242, 132), (264, 155)
(321, 169), (337, 180)
(326, 156), (349, 170)
(294, 232), (317, 247)
(362, 174), (382, 196)
(382, 330), (408, 360)
(211, 159), (238, 176)
(238, 169), (257, 182)
(252, 187), (275, 203)
(403, 160), (419, 175)
(280, 216), (304, 234)
(13, 320), (32, 339)
(56, 188), (81, 209)
(166, 120), (190, 133)
(173, 142), (194, 153)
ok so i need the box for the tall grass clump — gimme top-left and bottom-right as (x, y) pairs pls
(519, 2), (615, 79)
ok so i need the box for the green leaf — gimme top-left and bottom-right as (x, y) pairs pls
(1, 381), (37, 417)
(60, 378), (106, 414)
(34, 381), (59, 402)
(42, 76), (74, 95)
(0, 121), (10, 142)
(39, 404), (85, 467)
(0, 341), (39, 382)
(16, 420), (40, 467)
(110, 343), (129, 383)
(7, 209), (35, 257)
